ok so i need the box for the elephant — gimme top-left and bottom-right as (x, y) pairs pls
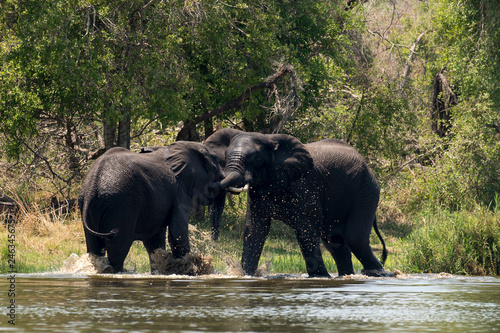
(208, 129), (392, 277)
(78, 141), (222, 273)
(204, 128), (244, 240)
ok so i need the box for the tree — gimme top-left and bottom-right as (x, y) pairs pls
(0, 0), (190, 193)
(0, 0), (366, 193)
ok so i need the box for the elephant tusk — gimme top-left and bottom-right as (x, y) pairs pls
(228, 184), (249, 193)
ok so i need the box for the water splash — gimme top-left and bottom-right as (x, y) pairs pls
(150, 249), (214, 275)
(60, 253), (114, 274)
(60, 224), (219, 276)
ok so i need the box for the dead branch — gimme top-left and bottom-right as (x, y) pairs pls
(400, 30), (428, 94)
(176, 65), (299, 140)
(346, 90), (365, 144)
(367, 29), (410, 50)
(131, 116), (160, 139)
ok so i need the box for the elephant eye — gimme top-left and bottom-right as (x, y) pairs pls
(253, 154), (263, 163)
(253, 154), (265, 166)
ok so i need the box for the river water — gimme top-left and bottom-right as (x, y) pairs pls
(1, 272), (499, 332)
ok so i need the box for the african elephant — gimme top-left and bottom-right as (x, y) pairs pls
(78, 141), (222, 273)
(209, 129), (391, 277)
(204, 128), (244, 240)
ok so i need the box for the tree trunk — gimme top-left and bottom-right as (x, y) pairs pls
(431, 68), (458, 137)
(103, 120), (117, 150)
(204, 118), (214, 140)
(117, 111), (131, 149)
(102, 110), (131, 150)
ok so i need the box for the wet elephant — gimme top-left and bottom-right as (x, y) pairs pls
(209, 129), (391, 277)
(204, 128), (244, 240)
(78, 141), (222, 273)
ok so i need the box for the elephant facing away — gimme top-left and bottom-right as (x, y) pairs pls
(78, 141), (222, 273)
(209, 129), (392, 277)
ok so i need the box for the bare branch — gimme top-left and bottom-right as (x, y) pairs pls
(367, 29), (410, 50)
(400, 30), (428, 94)
(346, 90), (365, 144)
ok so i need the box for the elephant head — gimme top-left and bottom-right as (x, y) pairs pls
(204, 128), (244, 240)
(213, 131), (312, 193)
(167, 141), (223, 206)
(206, 130), (313, 239)
(141, 141), (223, 206)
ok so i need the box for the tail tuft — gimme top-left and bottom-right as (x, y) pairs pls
(105, 228), (119, 240)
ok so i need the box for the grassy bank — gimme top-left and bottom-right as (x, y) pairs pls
(1, 188), (498, 276)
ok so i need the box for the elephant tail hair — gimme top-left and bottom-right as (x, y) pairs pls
(373, 217), (388, 265)
(82, 214), (119, 240)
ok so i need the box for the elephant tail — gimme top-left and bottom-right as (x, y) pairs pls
(373, 217), (388, 265)
(81, 204), (119, 240)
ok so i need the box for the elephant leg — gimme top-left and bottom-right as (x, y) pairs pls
(322, 234), (355, 276)
(168, 207), (191, 259)
(144, 227), (167, 272)
(344, 207), (385, 275)
(144, 227), (167, 254)
(106, 236), (134, 273)
(241, 212), (271, 276)
(295, 228), (329, 278)
(85, 230), (105, 257)
(210, 190), (226, 240)
(346, 238), (384, 276)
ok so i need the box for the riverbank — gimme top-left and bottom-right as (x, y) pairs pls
(0, 191), (498, 276)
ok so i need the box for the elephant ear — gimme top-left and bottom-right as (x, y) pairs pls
(204, 128), (244, 168)
(269, 134), (313, 187)
(165, 141), (219, 198)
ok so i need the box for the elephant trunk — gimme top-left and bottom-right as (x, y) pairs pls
(214, 171), (244, 190)
(220, 153), (250, 192)
(209, 154), (248, 240)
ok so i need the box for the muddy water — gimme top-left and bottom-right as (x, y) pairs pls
(1, 273), (499, 332)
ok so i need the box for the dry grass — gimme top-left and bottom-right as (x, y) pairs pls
(0, 201), (87, 272)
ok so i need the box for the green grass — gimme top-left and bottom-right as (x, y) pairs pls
(397, 206), (500, 275)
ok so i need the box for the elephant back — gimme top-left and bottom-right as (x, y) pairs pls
(306, 139), (379, 202)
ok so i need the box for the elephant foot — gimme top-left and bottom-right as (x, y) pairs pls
(337, 269), (355, 277)
(307, 272), (332, 278)
(361, 268), (396, 277)
(101, 265), (115, 274)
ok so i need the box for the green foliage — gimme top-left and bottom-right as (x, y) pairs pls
(367, 0), (500, 211)
(400, 205), (500, 275)
(0, 0), (355, 187)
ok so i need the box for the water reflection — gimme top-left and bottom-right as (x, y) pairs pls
(2, 273), (499, 332)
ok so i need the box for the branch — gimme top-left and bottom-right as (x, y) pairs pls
(346, 91), (364, 144)
(399, 30), (428, 94)
(22, 142), (64, 182)
(367, 29), (410, 50)
(486, 123), (500, 134)
(176, 65), (297, 140)
(131, 116), (160, 139)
